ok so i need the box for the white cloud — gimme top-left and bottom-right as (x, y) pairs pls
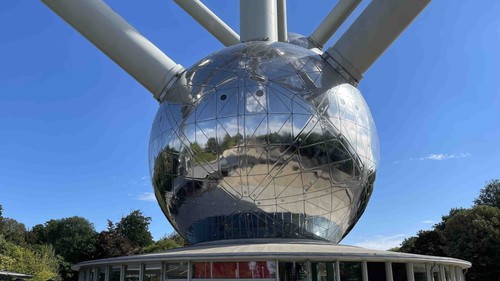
(420, 220), (435, 224)
(136, 192), (156, 202)
(394, 152), (471, 163)
(246, 89), (267, 113)
(141, 175), (150, 186)
(419, 153), (471, 161)
(353, 234), (406, 251)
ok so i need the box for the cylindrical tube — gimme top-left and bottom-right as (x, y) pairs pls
(41, 0), (184, 101)
(240, 0), (278, 42)
(174, 0), (240, 46)
(277, 0), (287, 42)
(326, 0), (431, 81)
(309, 0), (361, 48)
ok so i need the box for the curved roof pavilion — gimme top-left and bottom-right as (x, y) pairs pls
(73, 239), (470, 281)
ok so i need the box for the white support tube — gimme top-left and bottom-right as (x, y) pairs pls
(324, 0), (431, 82)
(41, 0), (184, 101)
(277, 0), (287, 42)
(309, 0), (361, 49)
(173, 0), (240, 46)
(240, 0), (278, 42)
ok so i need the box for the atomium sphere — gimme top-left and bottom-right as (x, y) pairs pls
(149, 40), (379, 244)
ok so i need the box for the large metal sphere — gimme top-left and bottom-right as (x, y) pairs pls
(149, 41), (379, 244)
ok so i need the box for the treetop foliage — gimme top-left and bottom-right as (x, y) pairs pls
(30, 216), (97, 264)
(474, 179), (500, 208)
(395, 179), (500, 281)
(116, 210), (153, 248)
(0, 205), (60, 281)
(0, 235), (60, 281)
(0, 205), (183, 281)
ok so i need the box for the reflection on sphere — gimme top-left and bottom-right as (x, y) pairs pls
(149, 41), (379, 244)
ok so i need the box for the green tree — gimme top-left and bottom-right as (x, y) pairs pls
(153, 147), (179, 194)
(167, 232), (189, 246)
(141, 236), (182, 253)
(398, 236), (416, 253)
(0, 235), (60, 281)
(474, 179), (500, 208)
(397, 180), (500, 281)
(0, 217), (27, 245)
(444, 206), (500, 281)
(190, 142), (216, 162)
(206, 137), (218, 153)
(116, 210), (153, 248)
(30, 217), (96, 263)
(220, 133), (236, 150)
(398, 230), (446, 257)
(29, 217), (97, 281)
(92, 220), (135, 259)
(0, 204), (28, 245)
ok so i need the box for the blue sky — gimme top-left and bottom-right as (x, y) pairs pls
(1, 0), (499, 250)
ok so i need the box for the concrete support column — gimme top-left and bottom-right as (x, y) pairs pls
(450, 266), (457, 281)
(335, 261), (341, 281)
(439, 265), (446, 281)
(139, 264), (144, 281)
(361, 261), (369, 281)
(120, 265), (125, 281)
(406, 263), (415, 281)
(274, 260), (280, 281)
(385, 262), (394, 281)
(104, 267), (110, 281)
(160, 262), (165, 281)
(425, 264), (432, 281)
(456, 268), (464, 281)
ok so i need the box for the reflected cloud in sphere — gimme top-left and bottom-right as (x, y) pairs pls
(149, 39), (379, 244)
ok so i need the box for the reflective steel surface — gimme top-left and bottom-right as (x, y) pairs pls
(149, 41), (379, 244)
